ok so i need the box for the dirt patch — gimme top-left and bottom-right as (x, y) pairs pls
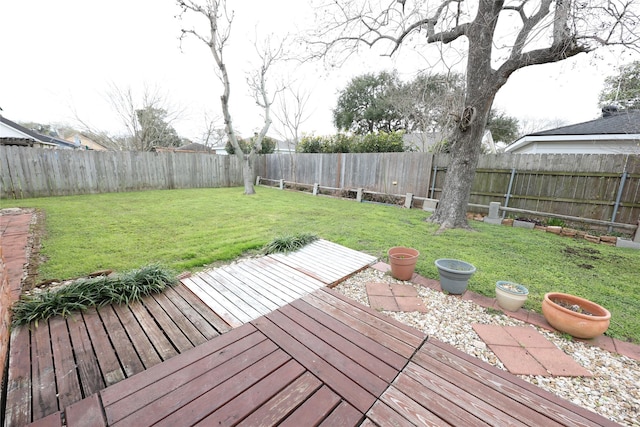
(562, 246), (601, 261)
(23, 209), (47, 292)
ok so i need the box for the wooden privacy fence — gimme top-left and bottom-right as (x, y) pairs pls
(257, 153), (640, 227)
(0, 146), (243, 198)
(2, 147), (639, 229)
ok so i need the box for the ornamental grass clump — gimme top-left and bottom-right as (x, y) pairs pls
(262, 233), (318, 254)
(12, 264), (177, 326)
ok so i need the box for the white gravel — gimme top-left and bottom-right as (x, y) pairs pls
(334, 268), (640, 427)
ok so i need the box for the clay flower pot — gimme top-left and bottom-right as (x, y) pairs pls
(495, 281), (529, 311)
(542, 292), (611, 339)
(434, 259), (476, 295)
(387, 247), (419, 281)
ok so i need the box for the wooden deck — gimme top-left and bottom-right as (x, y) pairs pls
(182, 239), (377, 327)
(23, 287), (618, 427)
(4, 239), (377, 426)
(3, 284), (233, 427)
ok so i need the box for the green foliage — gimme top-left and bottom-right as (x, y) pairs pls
(333, 70), (465, 137)
(297, 131), (406, 153)
(11, 265), (176, 326)
(226, 135), (276, 155)
(297, 135), (323, 153)
(599, 61), (640, 110)
(7, 189), (640, 343)
(486, 109), (520, 144)
(262, 233), (319, 254)
(333, 71), (403, 134)
(546, 218), (566, 227)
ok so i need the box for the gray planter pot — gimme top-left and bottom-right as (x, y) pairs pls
(435, 259), (476, 294)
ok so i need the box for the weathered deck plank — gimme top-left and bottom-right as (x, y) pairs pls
(110, 303), (162, 369)
(4, 327), (32, 427)
(96, 305), (145, 377)
(49, 316), (82, 409)
(66, 313), (105, 397)
(170, 284), (232, 334)
(31, 322), (58, 420)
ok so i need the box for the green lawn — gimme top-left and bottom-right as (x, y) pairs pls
(4, 187), (639, 343)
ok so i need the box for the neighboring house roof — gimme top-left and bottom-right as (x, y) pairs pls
(0, 115), (57, 148)
(506, 108), (640, 154)
(176, 142), (214, 152)
(61, 132), (109, 151)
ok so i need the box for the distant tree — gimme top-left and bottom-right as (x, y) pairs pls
(136, 107), (183, 149)
(225, 135), (276, 155)
(75, 84), (185, 151)
(486, 110), (519, 144)
(390, 72), (465, 134)
(333, 71), (404, 134)
(599, 61), (640, 110)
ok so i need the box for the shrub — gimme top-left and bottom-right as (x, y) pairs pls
(12, 264), (177, 326)
(297, 131), (407, 153)
(262, 233), (319, 254)
(226, 135), (276, 155)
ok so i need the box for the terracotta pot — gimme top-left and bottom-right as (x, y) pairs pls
(387, 247), (419, 281)
(495, 281), (528, 311)
(434, 259), (476, 295)
(542, 292), (611, 339)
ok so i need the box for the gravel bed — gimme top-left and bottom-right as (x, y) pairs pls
(334, 268), (640, 426)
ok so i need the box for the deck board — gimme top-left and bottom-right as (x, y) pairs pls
(31, 322), (57, 420)
(110, 303), (162, 369)
(66, 313), (105, 397)
(49, 316), (82, 410)
(5, 327), (31, 427)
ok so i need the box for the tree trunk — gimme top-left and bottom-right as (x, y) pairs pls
(241, 154), (256, 195)
(428, 0), (502, 231)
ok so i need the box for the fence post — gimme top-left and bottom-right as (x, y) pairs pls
(502, 168), (516, 219)
(609, 170), (628, 233)
(279, 179), (284, 190)
(356, 188), (363, 202)
(484, 202), (502, 225)
(429, 166), (438, 199)
(404, 193), (413, 208)
(255, 176), (261, 186)
(313, 183), (319, 196)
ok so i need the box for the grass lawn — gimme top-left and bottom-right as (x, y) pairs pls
(4, 187), (639, 343)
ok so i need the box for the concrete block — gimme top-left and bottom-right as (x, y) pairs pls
(484, 217), (502, 225)
(617, 238), (640, 250)
(404, 193), (413, 208)
(513, 220), (535, 229)
(312, 183), (319, 196)
(634, 220), (640, 243)
(422, 198), (438, 212)
(488, 202), (500, 219)
(356, 188), (363, 202)
(279, 179), (284, 190)
(255, 176), (261, 186)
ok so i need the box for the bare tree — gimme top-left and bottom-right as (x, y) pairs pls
(274, 85), (312, 151)
(74, 84), (184, 151)
(311, 0), (640, 230)
(178, 0), (281, 194)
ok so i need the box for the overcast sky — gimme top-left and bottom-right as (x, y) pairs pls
(2, 0), (638, 143)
